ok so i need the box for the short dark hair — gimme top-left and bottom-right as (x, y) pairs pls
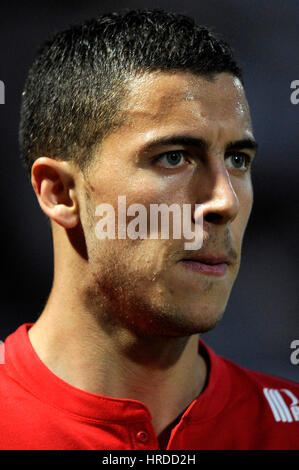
(19, 8), (243, 176)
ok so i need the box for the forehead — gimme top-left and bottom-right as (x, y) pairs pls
(121, 71), (252, 132)
(92, 71), (254, 168)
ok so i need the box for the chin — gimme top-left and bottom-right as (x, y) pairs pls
(179, 310), (225, 335)
(136, 302), (226, 338)
(160, 292), (229, 335)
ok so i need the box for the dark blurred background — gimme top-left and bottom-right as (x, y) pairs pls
(0, 0), (298, 381)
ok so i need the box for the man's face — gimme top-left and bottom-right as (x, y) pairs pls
(79, 72), (256, 337)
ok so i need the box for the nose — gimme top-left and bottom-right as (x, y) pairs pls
(196, 166), (240, 225)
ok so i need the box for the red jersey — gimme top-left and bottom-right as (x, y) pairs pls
(0, 323), (298, 450)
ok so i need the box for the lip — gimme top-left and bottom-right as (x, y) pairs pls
(179, 256), (229, 276)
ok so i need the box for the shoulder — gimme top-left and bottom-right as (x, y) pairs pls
(205, 346), (299, 448)
(221, 353), (299, 423)
(201, 340), (299, 424)
(222, 353), (299, 390)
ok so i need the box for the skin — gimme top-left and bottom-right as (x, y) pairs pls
(28, 71), (257, 444)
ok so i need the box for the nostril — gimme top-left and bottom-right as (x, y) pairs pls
(204, 213), (223, 224)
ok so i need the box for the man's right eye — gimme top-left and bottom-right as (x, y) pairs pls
(155, 150), (189, 169)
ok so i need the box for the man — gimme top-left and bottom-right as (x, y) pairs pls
(0, 9), (298, 450)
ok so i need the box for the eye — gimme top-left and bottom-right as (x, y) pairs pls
(156, 150), (188, 169)
(225, 152), (251, 171)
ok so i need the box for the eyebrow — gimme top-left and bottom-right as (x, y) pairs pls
(140, 135), (258, 154)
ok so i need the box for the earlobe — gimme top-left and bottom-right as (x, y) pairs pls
(31, 157), (80, 229)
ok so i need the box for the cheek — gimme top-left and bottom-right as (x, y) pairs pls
(125, 172), (193, 208)
(233, 178), (253, 239)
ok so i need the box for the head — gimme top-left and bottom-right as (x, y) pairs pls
(19, 9), (257, 337)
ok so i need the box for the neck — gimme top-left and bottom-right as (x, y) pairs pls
(28, 284), (207, 437)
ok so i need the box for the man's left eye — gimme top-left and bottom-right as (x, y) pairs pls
(225, 152), (250, 171)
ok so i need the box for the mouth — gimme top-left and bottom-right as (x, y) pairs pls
(179, 255), (229, 277)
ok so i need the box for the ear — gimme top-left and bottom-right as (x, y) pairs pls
(31, 157), (79, 228)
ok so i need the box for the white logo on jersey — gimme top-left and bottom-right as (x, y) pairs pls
(0, 340), (5, 364)
(263, 388), (299, 422)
